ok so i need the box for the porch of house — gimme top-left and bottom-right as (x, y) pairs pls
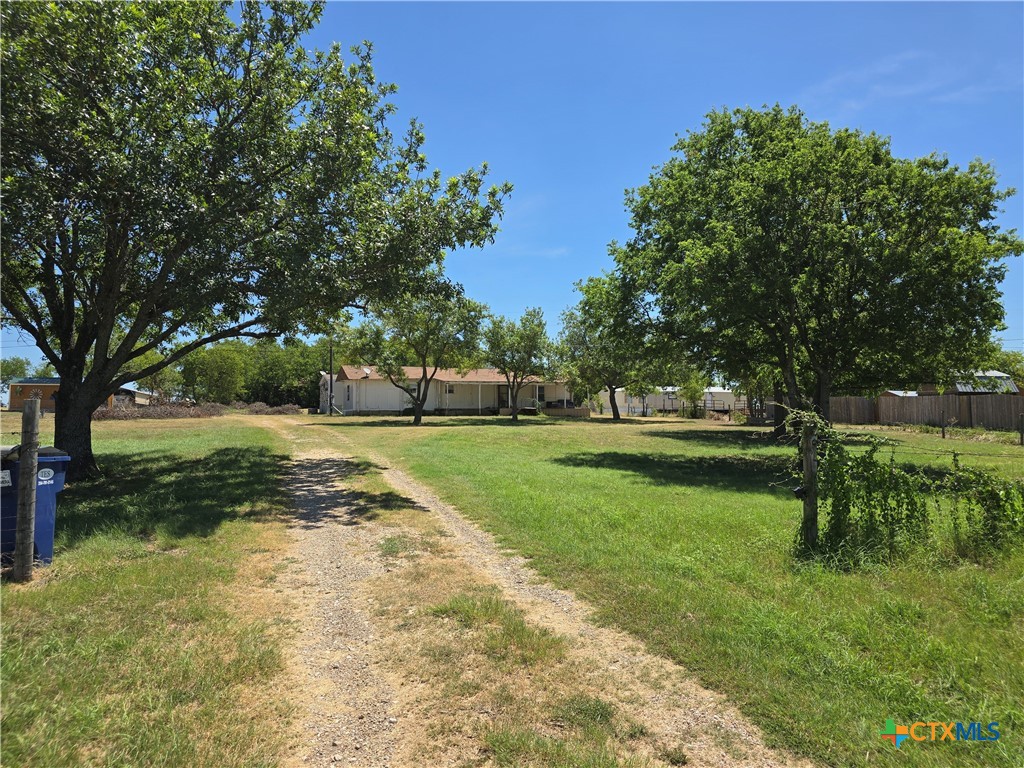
(433, 380), (577, 416)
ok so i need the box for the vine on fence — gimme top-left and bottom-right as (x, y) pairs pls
(944, 455), (1024, 559)
(787, 410), (1024, 566)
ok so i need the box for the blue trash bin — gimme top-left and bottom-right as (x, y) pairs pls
(1, 447), (71, 565)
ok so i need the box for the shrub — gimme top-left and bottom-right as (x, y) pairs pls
(245, 402), (270, 415)
(93, 403), (227, 420)
(945, 455), (1024, 558)
(817, 439), (931, 562)
(267, 404), (302, 415)
(796, 411), (1024, 566)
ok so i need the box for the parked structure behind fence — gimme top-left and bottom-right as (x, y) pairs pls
(831, 393), (1023, 431)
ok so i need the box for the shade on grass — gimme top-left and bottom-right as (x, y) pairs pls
(1, 419), (292, 768)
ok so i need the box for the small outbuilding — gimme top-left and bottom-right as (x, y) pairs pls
(7, 377), (116, 412)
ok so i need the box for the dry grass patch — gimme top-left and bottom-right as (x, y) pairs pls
(360, 534), (679, 768)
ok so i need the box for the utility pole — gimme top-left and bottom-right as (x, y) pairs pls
(12, 398), (40, 582)
(328, 339), (335, 417)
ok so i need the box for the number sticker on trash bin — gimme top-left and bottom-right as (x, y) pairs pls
(0, 470), (10, 488)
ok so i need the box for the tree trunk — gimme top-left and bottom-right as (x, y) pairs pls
(816, 374), (832, 424)
(509, 382), (520, 421)
(53, 384), (104, 480)
(608, 386), (621, 421)
(411, 376), (431, 426)
(771, 383), (788, 440)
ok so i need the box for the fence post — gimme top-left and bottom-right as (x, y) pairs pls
(941, 410), (945, 439)
(1019, 413), (1023, 447)
(12, 398), (40, 583)
(800, 419), (819, 550)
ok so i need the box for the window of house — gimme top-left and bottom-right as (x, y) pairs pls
(346, 384), (351, 401)
(537, 386), (546, 402)
(445, 384), (456, 395)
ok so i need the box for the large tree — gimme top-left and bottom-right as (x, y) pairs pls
(1, 1), (509, 477)
(557, 270), (656, 421)
(484, 308), (551, 421)
(346, 279), (487, 426)
(620, 105), (1022, 421)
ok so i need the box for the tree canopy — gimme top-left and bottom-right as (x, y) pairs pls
(0, 356), (31, 396)
(619, 105), (1022, 420)
(0, 1), (509, 476)
(557, 270), (658, 420)
(345, 278), (487, 425)
(484, 308), (551, 421)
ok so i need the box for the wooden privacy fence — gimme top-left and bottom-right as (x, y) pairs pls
(829, 396), (877, 425)
(830, 394), (1024, 431)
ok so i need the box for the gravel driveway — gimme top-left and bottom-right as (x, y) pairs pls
(259, 417), (813, 768)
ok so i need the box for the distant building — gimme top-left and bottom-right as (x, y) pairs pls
(8, 377), (115, 412)
(597, 386), (748, 416)
(319, 366), (577, 416)
(114, 388), (154, 407)
(918, 371), (1019, 396)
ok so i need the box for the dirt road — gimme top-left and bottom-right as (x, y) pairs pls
(258, 417), (812, 768)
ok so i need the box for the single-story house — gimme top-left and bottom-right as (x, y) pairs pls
(879, 390), (918, 397)
(918, 371), (1019, 396)
(319, 366), (577, 416)
(7, 377), (114, 412)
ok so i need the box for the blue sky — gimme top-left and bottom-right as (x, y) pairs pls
(4, 1), (1022, 368)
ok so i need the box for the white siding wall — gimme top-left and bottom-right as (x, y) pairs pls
(320, 376), (571, 414)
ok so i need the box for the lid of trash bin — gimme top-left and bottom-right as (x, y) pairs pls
(0, 445), (69, 461)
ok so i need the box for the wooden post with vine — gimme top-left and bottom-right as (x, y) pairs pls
(800, 419), (819, 550)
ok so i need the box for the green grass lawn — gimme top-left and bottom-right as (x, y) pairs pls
(1, 416), (293, 767)
(321, 414), (1023, 768)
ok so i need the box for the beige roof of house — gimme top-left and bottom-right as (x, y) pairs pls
(336, 366), (547, 384)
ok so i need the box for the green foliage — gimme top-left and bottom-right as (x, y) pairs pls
(128, 348), (181, 401)
(620, 104), (1023, 415)
(0, 354), (30, 393)
(984, 347), (1024, 388)
(345, 276), (487, 424)
(800, 413), (1024, 565)
(945, 456), (1024, 558)
(485, 307), (552, 418)
(242, 337), (327, 407)
(817, 438), (931, 561)
(180, 341), (249, 404)
(1, 0), (509, 471)
(557, 268), (669, 419)
(30, 360), (56, 378)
